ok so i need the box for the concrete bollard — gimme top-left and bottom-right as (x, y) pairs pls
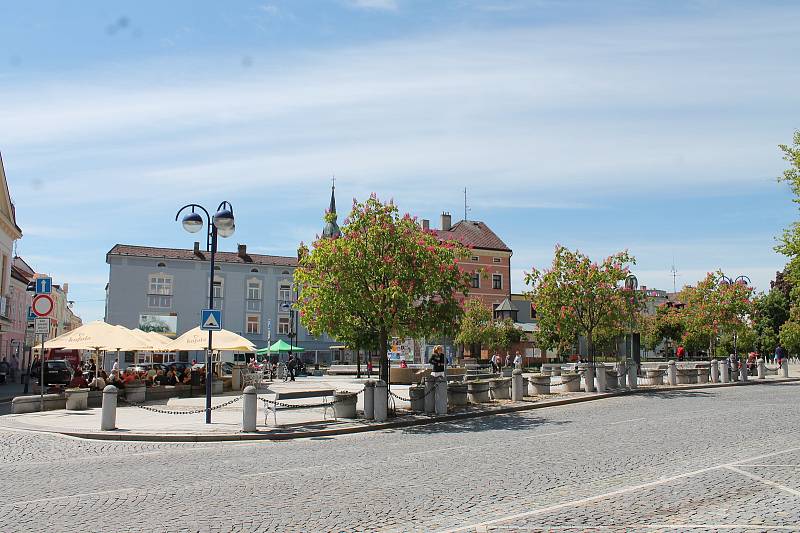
(710, 359), (719, 383)
(595, 365), (607, 393)
(628, 363), (637, 389)
(740, 363), (748, 382)
(782, 359), (789, 378)
(101, 385), (118, 431)
(511, 369), (524, 401)
(242, 386), (257, 432)
(667, 360), (677, 386)
(583, 365), (595, 393)
(363, 380), (375, 420)
(617, 363), (628, 389)
(435, 377), (447, 415)
(720, 360), (730, 383)
(424, 376), (436, 414)
(757, 359), (765, 380)
(374, 380), (388, 422)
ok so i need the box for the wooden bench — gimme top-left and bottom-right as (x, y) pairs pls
(266, 389), (336, 426)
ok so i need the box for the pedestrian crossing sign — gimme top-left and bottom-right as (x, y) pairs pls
(200, 309), (222, 331)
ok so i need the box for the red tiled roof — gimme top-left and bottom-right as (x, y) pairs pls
(432, 220), (511, 252)
(107, 244), (298, 267)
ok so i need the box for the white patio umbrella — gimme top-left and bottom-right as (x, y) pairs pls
(164, 327), (255, 352)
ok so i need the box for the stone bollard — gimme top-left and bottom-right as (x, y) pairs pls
(628, 364), (638, 389)
(782, 359), (789, 378)
(740, 363), (748, 382)
(595, 365), (607, 393)
(757, 359), (766, 380)
(720, 360), (730, 383)
(363, 380), (375, 420)
(583, 365), (595, 393)
(667, 360), (677, 386)
(374, 380), (388, 422)
(435, 376), (447, 415)
(511, 369), (524, 401)
(242, 386), (257, 432)
(710, 359), (719, 383)
(618, 363), (628, 389)
(101, 385), (118, 431)
(424, 376), (436, 414)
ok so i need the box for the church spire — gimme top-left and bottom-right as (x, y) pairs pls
(322, 176), (341, 239)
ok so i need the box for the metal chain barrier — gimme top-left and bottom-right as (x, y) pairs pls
(118, 394), (242, 415)
(258, 387), (365, 410)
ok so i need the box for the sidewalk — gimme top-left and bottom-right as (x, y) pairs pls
(0, 374), (797, 442)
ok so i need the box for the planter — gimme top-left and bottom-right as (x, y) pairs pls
(489, 378), (511, 400)
(409, 385), (426, 412)
(676, 369), (691, 385)
(644, 369), (664, 386)
(447, 383), (469, 406)
(467, 380), (491, 403)
(65, 388), (89, 410)
(560, 372), (581, 392)
(529, 374), (551, 395)
(540, 367), (553, 377)
(501, 368), (513, 377)
(551, 367), (562, 376)
(124, 382), (146, 404)
(333, 391), (357, 418)
(695, 368), (707, 384)
(606, 370), (618, 389)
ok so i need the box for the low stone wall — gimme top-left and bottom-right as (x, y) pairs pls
(11, 394), (66, 414)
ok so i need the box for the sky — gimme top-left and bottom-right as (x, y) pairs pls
(0, 0), (798, 322)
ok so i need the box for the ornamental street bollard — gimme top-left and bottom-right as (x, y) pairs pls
(424, 376), (436, 414)
(374, 380), (388, 422)
(710, 359), (719, 383)
(511, 369), (524, 401)
(242, 386), (257, 432)
(435, 376), (448, 415)
(618, 363), (628, 389)
(782, 359), (789, 378)
(628, 363), (638, 389)
(721, 360), (730, 383)
(363, 381), (375, 420)
(757, 359), (766, 380)
(740, 363), (748, 382)
(583, 365), (595, 393)
(595, 365), (607, 393)
(667, 360), (677, 386)
(101, 385), (118, 431)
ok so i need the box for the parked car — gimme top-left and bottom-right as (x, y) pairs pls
(30, 359), (74, 387)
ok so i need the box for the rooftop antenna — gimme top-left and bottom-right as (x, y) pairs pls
(464, 187), (471, 221)
(670, 256), (680, 293)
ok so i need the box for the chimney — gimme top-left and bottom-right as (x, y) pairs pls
(237, 244), (252, 262)
(422, 219), (430, 231)
(193, 242), (205, 259)
(440, 212), (451, 231)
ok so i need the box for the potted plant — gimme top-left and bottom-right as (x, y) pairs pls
(64, 387), (89, 410)
(529, 373), (551, 395)
(559, 371), (581, 392)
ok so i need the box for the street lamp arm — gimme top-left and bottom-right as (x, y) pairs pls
(216, 200), (234, 215)
(175, 203), (212, 223)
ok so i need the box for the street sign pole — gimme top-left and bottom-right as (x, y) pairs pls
(39, 333), (45, 412)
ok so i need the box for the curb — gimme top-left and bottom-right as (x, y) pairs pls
(3, 377), (799, 443)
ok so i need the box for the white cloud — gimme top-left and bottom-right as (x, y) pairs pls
(346, 0), (398, 10)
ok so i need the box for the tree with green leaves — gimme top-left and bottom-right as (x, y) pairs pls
(454, 298), (493, 359)
(486, 317), (523, 355)
(524, 246), (643, 362)
(295, 194), (471, 383)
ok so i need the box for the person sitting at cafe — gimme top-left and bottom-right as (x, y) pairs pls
(165, 369), (179, 386)
(181, 368), (192, 385)
(107, 370), (125, 388)
(123, 369), (137, 385)
(69, 371), (89, 389)
(153, 369), (170, 386)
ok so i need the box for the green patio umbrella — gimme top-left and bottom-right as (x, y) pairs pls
(255, 339), (304, 355)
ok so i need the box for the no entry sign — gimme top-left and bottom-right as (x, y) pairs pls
(32, 294), (54, 317)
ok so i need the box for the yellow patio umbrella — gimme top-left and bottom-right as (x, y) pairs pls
(163, 326), (255, 352)
(146, 331), (172, 348)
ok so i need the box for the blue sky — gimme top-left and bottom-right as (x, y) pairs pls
(1, 0), (798, 322)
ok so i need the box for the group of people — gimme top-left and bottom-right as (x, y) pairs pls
(247, 354), (303, 382)
(490, 351), (522, 373)
(0, 354), (20, 384)
(74, 359), (203, 390)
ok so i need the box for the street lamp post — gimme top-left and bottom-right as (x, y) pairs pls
(175, 201), (235, 424)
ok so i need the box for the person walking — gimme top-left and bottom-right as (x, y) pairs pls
(513, 351), (522, 370)
(286, 354), (297, 381)
(676, 345), (686, 362)
(776, 344), (787, 368)
(429, 346), (445, 377)
(9, 353), (19, 383)
(490, 353), (500, 373)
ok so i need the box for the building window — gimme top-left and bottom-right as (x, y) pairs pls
(492, 274), (502, 290)
(278, 315), (290, 335)
(471, 273), (480, 289)
(212, 275), (224, 299)
(246, 314), (261, 334)
(148, 274), (173, 308)
(493, 257), (501, 264)
(247, 278), (262, 312)
(471, 256), (479, 262)
(279, 282), (292, 302)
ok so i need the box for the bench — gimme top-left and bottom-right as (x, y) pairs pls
(266, 389), (336, 426)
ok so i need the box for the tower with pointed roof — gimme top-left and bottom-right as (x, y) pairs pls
(322, 178), (341, 239)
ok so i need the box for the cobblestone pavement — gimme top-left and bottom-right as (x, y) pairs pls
(1, 382), (799, 532)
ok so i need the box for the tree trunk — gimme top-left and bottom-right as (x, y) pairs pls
(379, 328), (389, 384)
(356, 350), (361, 379)
(587, 331), (594, 364)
